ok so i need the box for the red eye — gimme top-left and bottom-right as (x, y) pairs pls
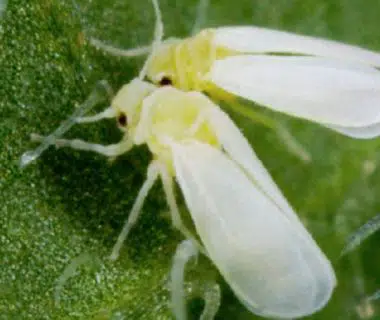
(117, 114), (127, 127)
(159, 76), (173, 86)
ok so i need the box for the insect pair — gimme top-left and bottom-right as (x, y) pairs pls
(21, 0), (380, 318)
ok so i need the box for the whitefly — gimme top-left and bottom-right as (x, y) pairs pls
(21, 75), (336, 319)
(20, 0), (380, 318)
(93, 0), (380, 140)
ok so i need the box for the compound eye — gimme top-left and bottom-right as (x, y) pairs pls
(117, 113), (128, 127)
(158, 76), (173, 86)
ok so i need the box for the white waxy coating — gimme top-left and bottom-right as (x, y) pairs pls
(209, 55), (380, 127)
(171, 140), (336, 319)
(214, 26), (380, 67)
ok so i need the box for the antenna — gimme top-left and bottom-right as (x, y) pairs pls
(138, 0), (164, 80)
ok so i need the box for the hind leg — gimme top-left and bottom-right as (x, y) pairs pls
(170, 240), (221, 320)
(170, 240), (199, 320)
(199, 281), (221, 320)
(226, 101), (311, 163)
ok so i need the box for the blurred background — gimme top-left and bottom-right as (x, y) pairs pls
(1, 0), (380, 318)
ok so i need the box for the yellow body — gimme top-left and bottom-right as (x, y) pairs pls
(143, 30), (312, 163)
(146, 29), (235, 99)
(111, 80), (220, 172)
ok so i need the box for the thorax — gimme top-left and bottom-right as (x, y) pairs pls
(133, 87), (220, 169)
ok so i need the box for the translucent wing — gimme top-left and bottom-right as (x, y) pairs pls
(209, 55), (380, 130)
(171, 140), (336, 319)
(214, 26), (380, 67)
(325, 122), (380, 139)
(206, 106), (306, 228)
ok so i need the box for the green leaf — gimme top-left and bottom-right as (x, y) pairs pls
(2, 0), (380, 319)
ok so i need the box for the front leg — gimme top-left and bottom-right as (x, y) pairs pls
(75, 106), (117, 123)
(20, 80), (112, 167)
(30, 134), (133, 158)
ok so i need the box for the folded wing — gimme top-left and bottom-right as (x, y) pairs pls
(209, 55), (380, 130)
(214, 26), (380, 67)
(171, 140), (336, 319)
(325, 121), (380, 139)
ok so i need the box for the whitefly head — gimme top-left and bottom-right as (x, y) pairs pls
(110, 79), (156, 134)
(145, 30), (217, 91)
(144, 39), (182, 85)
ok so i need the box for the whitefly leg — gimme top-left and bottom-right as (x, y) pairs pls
(341, 213), (380, 256)
(275, 124), (311, 163)
(171, 240), (221, 320)
(30, 134), (133, 157)
(226, 101), (311, 162)
(170, 239), (199, 320)
(20, 80), (112, 167)
(199, 282), (221, 320)
(110, 161), (161, 260)
(54, 252), (100, 305)
(159, 163), (205, 255)
(75, 106), (117, 123)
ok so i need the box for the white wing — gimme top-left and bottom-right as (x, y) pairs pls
(206, 106), (306, 229)
(214, 26), (380, 67)
(209, 55), (380, 130)
(326, 121), (380, 139)
(171, 140), (336, 319)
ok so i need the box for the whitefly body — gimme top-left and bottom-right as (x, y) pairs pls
(144, 26), (380, 139)
(23, 79), (336, 318)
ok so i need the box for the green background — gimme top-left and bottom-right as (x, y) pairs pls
(2, 0), (380, 319)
